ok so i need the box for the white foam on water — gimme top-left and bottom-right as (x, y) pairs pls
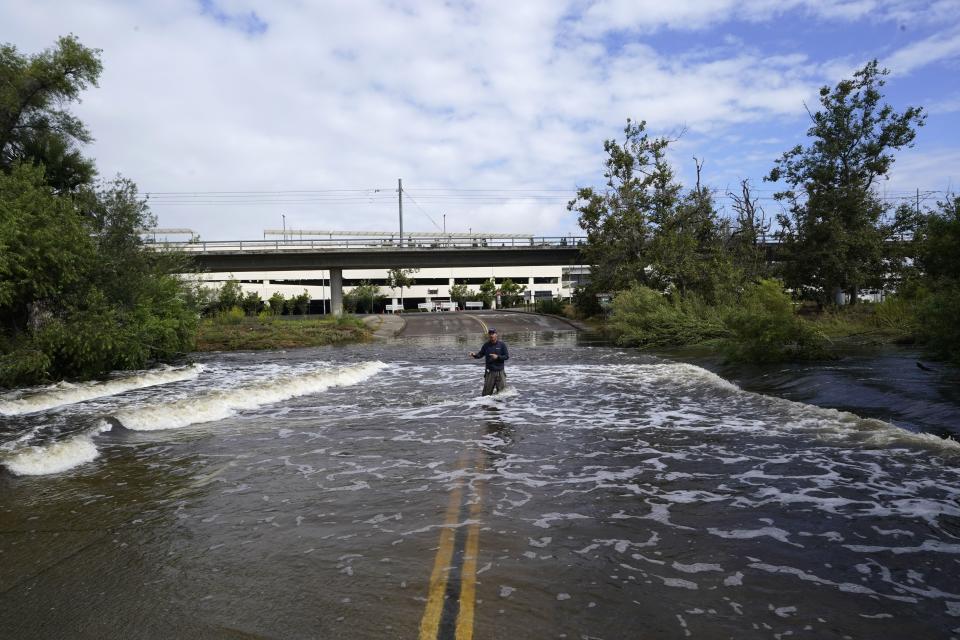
(2, 434), (99, 476)
(0, 364), (204, 416)
(110, 361), (388, 431)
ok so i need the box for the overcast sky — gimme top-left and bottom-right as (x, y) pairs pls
(3, 0), (960, 240)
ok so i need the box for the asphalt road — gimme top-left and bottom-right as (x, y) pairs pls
(397, 311), (578, 337)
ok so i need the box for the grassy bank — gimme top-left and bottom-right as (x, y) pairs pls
(195, 315), (370, 352)
(594, 280), (949, 364)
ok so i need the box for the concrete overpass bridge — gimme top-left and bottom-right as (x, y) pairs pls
(160, 235), (586, 314)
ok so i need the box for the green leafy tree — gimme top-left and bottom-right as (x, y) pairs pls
(291, 290), (311, 315)
(386, 267), (417, 309)
(766, 60), (925, 305)
(568, 119), (680, 293)
(268, 291), (286, 315)
(910, 195), (960, 362)
(448, 283), (473, 307)
(343, 282), (383, 314)
(0, 37), (198, 386)
(241, 291), (262, 316)
(646, 162), (739, 304)
(0, 163), (93, 332)
(498, 278), (527, 307)
(0, 35), (103, 192)
(477, 279), (496, 308)
(217, 280), (243, 312)
(721, 280), (828, 363)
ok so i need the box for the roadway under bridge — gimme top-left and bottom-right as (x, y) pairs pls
(167, 236), (585, 314)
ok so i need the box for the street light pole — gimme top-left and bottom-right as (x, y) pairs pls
(282, 214), (286, 242)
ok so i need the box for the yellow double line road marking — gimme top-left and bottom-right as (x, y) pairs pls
(419, 449), (485, 640)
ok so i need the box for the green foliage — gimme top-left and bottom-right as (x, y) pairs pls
(871, 296), (918, 335)
(215, 307), (245, 325)
(0, 164), (92, 323)
(477, 279), (496, 308)
(571, 285), (604, 318)
(268, 291), (286, 315)
(448, 283), (473, 306)
(915, 284), (960, 363)
(0, 36), (200, 387)
(766, 60), (925, 305)
(569, 119), (681, 293)
(609, 284), (728, 348)
(217, 280), (243, 312)
(498, 278), (527, 307)
(721, 280), (829, 363)
(290, 290), (311, 315)
(343, 282), (382, 313)
(241, 291), (262, 316)
(0, 35), (103, 192)
(535, 298), (566, 315)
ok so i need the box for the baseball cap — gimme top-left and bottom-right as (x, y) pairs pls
(488, 327), (497, 333)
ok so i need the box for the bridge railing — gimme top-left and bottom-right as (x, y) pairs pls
(147, 236), (587, 252)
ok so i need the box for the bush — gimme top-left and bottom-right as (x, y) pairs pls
(609, 284), (728, 347)
(268, 292), (286, 315)
(344, 282), (383, 314)
(241, 291), (262, 316)
(572, 285), (604, 318)
(215, 307), (245, 325)
(872, 295), (918, 334)
(217, 280), (243, 311)
(535, 298), (566, 315)
(721, 280), (829, 363)
(916, 283), (960, 363)
(290, 290), (311, 315)
(0, 345), (52, 387)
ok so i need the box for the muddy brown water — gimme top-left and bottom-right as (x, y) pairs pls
(2, 313), (959, 639)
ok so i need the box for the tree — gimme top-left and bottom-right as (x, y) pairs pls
(291, 290), (311, 315)
(344, 282), (383, 314)
(268, 291), (286, 315)
(241, 291), (262, 316)
(448, 283), (472, 307)
(217, 280), (243, 311)
(0, 37), (198, 387)
(645, 158), (738, 303)
(568, 119), (681, 293)
(498, 278), (527, 307)
(386, 267), (417, 309)
(727, 179), (770, 284)
(477, 279), (496, 308)
(0, 35), (103, 192)
(766, 60), (925, 305)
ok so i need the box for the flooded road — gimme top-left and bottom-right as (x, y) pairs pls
(2, 314), (960, 639)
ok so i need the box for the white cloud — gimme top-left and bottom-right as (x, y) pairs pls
(885, 24), (960, 74)
(0, 0), (956, 239)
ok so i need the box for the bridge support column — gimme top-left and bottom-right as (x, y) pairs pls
(330, 268), (344, 315)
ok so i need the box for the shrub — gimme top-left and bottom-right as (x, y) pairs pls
(241, 291), (262, 316)
(572, 285), (604, 318)
(872, 295), (918, 334)
(217, 280), (243, 311)
(609, 284), (728, 347)
(268, 292), (286, 315)
(215, 306), (245, 325)
(915, 283), (960, 363)
(721, 280), (829, 363)
(535, 298), (566, 315)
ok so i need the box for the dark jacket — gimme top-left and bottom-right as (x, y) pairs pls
(474, 340), (509, 372)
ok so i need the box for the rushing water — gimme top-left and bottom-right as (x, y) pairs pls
(2, 334), (959, 639)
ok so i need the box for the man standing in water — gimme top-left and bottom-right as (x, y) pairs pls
(470, 327), (509, 396)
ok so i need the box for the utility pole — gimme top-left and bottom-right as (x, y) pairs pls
(282, 214), (286, 242)
(443, 214), (446, 234)
(398, 178), (404, 247)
